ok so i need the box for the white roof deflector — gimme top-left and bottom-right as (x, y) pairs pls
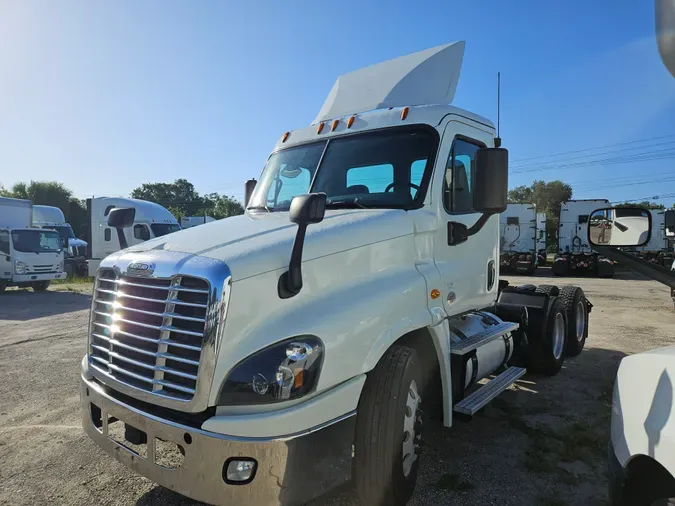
(313, 41), (465, 124)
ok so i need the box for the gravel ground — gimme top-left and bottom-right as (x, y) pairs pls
(1, 269), (674, 506)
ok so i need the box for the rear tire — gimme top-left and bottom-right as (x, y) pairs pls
(31, 281), (50, 292)
(535, 284), (559, 296)
(527, 298), (567, 376)
(552, 259), (569, 277)
(354, 345), (423, 506)
(558, 286), (588, 357)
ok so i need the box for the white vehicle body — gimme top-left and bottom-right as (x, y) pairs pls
(80, 42), (590, 506)
(33, 204), (88, 258)
(554, 199), (613, 277)
(0, 197), (66, 289)
(634, 210), (667, 252)
(609, 345), (675, 503)
(86, 197), (180, 276)
(499, 203), (537, 273)
(609, 209), (652, 247)
(180, 216), (216, 229)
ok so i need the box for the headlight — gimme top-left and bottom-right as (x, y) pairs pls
(217, 336), (324, 405)
(15, 261), (28, 275)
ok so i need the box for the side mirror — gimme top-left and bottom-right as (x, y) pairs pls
(278, 193), (327, 299)
(107, 207), (136, 228)
(244, 179), (257, 207)
(473, 147), (508, 214)
(665, 209), (675, 237)
(587, 207), (652, 247)
(107, 207), (136, 250)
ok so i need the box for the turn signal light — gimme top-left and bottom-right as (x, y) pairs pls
(401, 107), (409, 120)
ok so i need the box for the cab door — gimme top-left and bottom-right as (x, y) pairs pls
(431, 119), (499, 316)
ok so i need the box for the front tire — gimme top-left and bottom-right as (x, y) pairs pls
(31, 281), (50, 291)
(354, 345), (423, 506)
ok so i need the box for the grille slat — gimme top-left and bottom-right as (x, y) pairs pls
(89, 269), (209, 401)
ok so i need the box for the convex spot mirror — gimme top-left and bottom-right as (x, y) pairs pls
(588, 207), (651, 247)
(107, 207), (136, 229)
(473, 147), (508, 214)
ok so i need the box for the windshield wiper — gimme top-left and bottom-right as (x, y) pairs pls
(247, 205), (272, 212)
(325, 199), (368, 209)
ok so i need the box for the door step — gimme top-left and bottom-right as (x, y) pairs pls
(450, 321), (519, 355)
(453, 367), (526, 416)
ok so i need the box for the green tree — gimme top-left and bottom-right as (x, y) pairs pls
(615, 201), (665, 210)
(508, 180), (573, 217)
(131, 179), (205, 216)
(210, 194), (244, 219)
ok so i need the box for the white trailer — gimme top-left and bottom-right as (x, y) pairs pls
(79, 42), (591, 506)
(0, 197), (66, 292)
(553, 199), (614, 277)
(86, 197), (180, 277)
(180, 216), (216, 229)
(499, 203), (537, 274)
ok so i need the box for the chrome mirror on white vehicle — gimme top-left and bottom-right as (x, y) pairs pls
(588, 207), (651, 247)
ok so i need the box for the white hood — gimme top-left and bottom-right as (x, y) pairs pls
(125, 209), (414, 281)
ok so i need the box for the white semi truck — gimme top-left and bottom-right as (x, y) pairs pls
(499, 203), (538, 275)
(631, 209), (673, 267)
(86, 197), (180, 277)
(33, 204), (88, 277)
(79, 42), (592, 506)
(553, 199), (615, 278)
(0, 197), (66, 292)
(180, 215), (216, 229)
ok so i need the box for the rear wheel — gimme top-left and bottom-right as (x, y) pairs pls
(31, 281), (50, 291)
(552, 259), (569, 277)
(558, 286), (588, 356)
(354, 345), (423, 506)
(535, 284), (559, 296)
(527, 298), (567, 376)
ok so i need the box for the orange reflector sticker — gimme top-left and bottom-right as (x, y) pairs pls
(430, 289), (441, 299)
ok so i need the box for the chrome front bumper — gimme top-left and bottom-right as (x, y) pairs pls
(80, 376), (355, 506)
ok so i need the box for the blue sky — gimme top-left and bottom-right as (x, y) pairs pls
(1, 1), (674, 205)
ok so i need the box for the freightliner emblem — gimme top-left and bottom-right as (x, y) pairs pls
(127, 262), (155, 276)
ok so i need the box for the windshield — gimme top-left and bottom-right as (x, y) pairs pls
(151, 223), (181, 237)
(46, 225), (76, 239)
(11, 230), (63, 253)
(248, 127), (437, 211)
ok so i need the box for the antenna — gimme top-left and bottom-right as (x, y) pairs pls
(495, 72), (502, 148)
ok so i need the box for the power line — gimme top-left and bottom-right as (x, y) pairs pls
(510, 134), (675, 164)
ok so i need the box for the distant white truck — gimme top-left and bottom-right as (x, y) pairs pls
(499, 203), (538, 275)
(0, 197), (66, 292)
(553, 199), (615, 278)
(86, 197), (180, 277)
(33, 205), (88, 276)
(180, 216), (216, 229)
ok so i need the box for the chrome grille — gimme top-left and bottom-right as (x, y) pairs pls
(89, 268), (210, 401)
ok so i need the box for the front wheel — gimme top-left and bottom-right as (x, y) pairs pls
(31, 281), (50, 291)
(354, 345), (423, 506)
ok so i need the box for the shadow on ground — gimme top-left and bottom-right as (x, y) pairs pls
(0, 290), (91, 321)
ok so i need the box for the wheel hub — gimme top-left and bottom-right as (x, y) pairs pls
(575, 299), (586, 342)
(402, 379), (421, 477)
(552, 312), (565, 360)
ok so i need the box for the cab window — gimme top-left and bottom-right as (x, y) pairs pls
(133, 224), (150, 241)
(443, 138), (483, 213)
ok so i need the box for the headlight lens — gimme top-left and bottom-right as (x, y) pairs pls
(217, 336), (324, 405)
(15, 261), (28, 274)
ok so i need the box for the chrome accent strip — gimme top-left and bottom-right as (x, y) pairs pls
(90, 361), (196, 394)
(94, 300), (206, 323)
(90, 336), (199, 365)
(90, 345), (199, 381)
(96, 289), (209, 309)
(92, 328), (201, 352)
(113, 278), (209, 294)
(88, 250), (232, 413)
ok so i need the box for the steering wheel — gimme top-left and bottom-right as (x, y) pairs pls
(384, 182), (420, 193)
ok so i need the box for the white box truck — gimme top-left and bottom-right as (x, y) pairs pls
(86, 197), (181, 277)
(553, 199), (615, 278)
(33, 204), (88, 276)
(0, 197), (66, 292)
(499, 203), (538, 275)
(79, 42), (592, 506)
(180, 216), (216, 229)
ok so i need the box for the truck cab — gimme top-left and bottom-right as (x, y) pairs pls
(79, 42), (590, 506)
(86, 197), (180, 276)
(33, 204), (88, 276)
